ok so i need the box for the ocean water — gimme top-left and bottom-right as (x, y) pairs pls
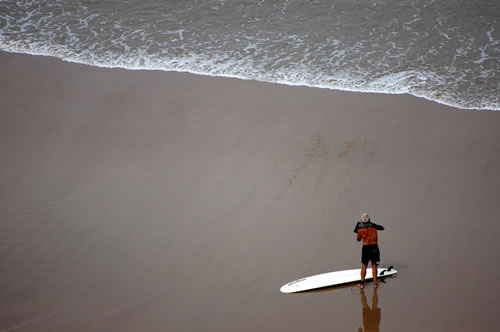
(0, 0), (498, 110)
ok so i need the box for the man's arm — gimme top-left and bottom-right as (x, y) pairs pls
(353, 221), (361, 233)
(373, 223), (384, 231)
(357, 229), (365, 241)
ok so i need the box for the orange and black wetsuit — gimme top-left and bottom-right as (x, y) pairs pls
(354, 221), (384, 265)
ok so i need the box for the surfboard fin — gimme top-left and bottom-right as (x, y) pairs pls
(380, 266), (393, 276)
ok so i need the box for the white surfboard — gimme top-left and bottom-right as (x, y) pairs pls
(280, 266), (397, 293)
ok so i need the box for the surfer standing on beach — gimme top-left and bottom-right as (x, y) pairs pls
(354, 213), (384, 289)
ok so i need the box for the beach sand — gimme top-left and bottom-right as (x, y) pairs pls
(0, 51), (499, 331)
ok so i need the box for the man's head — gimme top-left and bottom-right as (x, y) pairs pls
(361, 213), (370, 222)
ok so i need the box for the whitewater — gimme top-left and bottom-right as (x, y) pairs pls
(1, 0), (498, 110)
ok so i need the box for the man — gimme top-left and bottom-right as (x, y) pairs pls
(354, 213), (384, 289)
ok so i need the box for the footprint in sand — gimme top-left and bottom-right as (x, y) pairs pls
(287, 133), (330, 191)
(337, 140), (377, 159)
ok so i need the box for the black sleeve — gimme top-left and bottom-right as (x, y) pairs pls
(373, 223), (384, 230)
(353, 222), (361, 233)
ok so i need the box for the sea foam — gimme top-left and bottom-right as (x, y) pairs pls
(1, 0), (498, 111)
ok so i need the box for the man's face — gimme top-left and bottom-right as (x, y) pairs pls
(362, 216), (369, 222)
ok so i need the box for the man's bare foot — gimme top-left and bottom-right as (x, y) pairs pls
(373, 283), (378, 289)
(357, 283), (364, 289)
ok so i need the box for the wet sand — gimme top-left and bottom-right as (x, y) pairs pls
(0, 51), (499, 331)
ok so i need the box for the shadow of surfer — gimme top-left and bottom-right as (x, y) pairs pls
(358, 288), (381, 332)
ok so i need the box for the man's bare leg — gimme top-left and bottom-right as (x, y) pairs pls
(358, 264), (367, 289)
(371, 262), (378, 288)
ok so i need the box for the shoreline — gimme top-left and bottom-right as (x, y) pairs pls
(1, 48), (496, 112)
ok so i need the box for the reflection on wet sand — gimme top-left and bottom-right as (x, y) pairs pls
(358, 288), (381, 332)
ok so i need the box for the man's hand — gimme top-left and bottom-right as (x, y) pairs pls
(353, 221), (361, 233)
